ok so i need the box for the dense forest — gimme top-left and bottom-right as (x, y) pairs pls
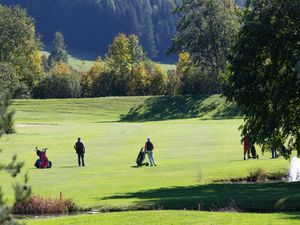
(0, 0), (245, 62)
(0, 0), (179, 62)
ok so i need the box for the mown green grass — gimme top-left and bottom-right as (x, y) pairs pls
(0, 95), (298, 215)
(42, 50), (176, 72)
(24, 211), (300, 225)
(158, 63), (176, 71)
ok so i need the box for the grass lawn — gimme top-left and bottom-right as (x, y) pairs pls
(0, 95), (299, 224)
(24, 211), (300, 225)
(42, 50), (176, 72)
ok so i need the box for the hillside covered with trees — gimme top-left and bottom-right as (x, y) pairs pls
(0, 0), (180, 62)
(0, 0), (246, 62)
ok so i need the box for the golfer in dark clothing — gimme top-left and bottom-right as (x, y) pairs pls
(74, 138), (85, 166)
(144, 137), (156, 166)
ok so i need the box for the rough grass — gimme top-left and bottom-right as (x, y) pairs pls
(24, 211), (300, 225)
(213, 168), (288, 183)
(0, 95), (297, 216)
(13, 194), (78, 215)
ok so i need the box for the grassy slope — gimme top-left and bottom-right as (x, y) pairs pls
(42, 51), (176, 72)
(24, 211), (300, 225)
(0, 95), (298, 216)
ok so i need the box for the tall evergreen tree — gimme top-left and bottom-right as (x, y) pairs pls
(47, 31), (68, 69)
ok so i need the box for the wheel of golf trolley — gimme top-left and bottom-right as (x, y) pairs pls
(47, 161), (52, 168)
(145, 162), (149, 166)
(34, 159), (41, 168)
(256, 155), (259, 159)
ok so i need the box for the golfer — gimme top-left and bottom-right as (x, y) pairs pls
(241, 135), (250, 160)
(74, 138), (85, 166)
(145, 137), (156, 166)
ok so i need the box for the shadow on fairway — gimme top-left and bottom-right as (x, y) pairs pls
(59, 166), (79, 168)
(100, 182), (300, 212)
(120, 95), (241, 122)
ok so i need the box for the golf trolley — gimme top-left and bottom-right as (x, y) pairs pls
(34, 147), (52, 169)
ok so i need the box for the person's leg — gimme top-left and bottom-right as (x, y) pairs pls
(77, 154), (81, 166)
(147, 151), (153, 166)
(81, 154), (85, 166)
(151, 152), (156, 166)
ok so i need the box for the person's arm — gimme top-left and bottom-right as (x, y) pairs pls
(83, 144), (85, 153)
(144, 143), (147, 152)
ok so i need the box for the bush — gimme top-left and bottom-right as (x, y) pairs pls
(92, 70), (118, 97)
(33, 72), (81, 99)
(13, 194), (78, 215)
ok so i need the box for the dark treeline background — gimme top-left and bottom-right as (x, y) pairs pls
(0, 0), (245, 63)
(0, 0), (179, 62)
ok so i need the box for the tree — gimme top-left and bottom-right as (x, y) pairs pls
(32, 72), (81, 99)
(175, 52), (220, 95)
(82, 58), (107, 97)
(0, 63), (19, 96)
(0, 93), (31, 225)
(128, 34), (146, 66)
(0, 5), (42, 97)
(222, 0), (300, 157)
(0, 94), (15, 134)
(108, 33), (148, 96)
(47, 32), (68, 69)
(169, 0), (240, 92)
(52, 61), (71, 76)
(145, 62), (168, 95)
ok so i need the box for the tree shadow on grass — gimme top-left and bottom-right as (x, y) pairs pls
(99, 182), (300, 212)
(120, 95), (241, 122)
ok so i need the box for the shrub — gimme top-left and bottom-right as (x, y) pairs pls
(13, 194), (78, 215)
(32, 72), (81, 99)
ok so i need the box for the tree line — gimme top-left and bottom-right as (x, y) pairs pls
(0, 0), (247, 62)
(0, 2), (241, 99)
(0, 0), (180, 62)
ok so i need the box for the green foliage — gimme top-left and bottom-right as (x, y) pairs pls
(145, 62), (168, 95)
(0, 63), (20, 98)
(32, 72), (81, 99)
(170, 0), (240, 93)
(0, 93), (15, 134)
(47, 32), (68, 69)
(90, 34), (168, 96)
(223, 0), (300, 157)
(0, 5), (42, 97)
(174, 52), (219, 95)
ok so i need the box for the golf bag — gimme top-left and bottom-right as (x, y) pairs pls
(34, 147), (52, 169)
(250, 145), (259, 159)
(136, 148), (149, 167)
